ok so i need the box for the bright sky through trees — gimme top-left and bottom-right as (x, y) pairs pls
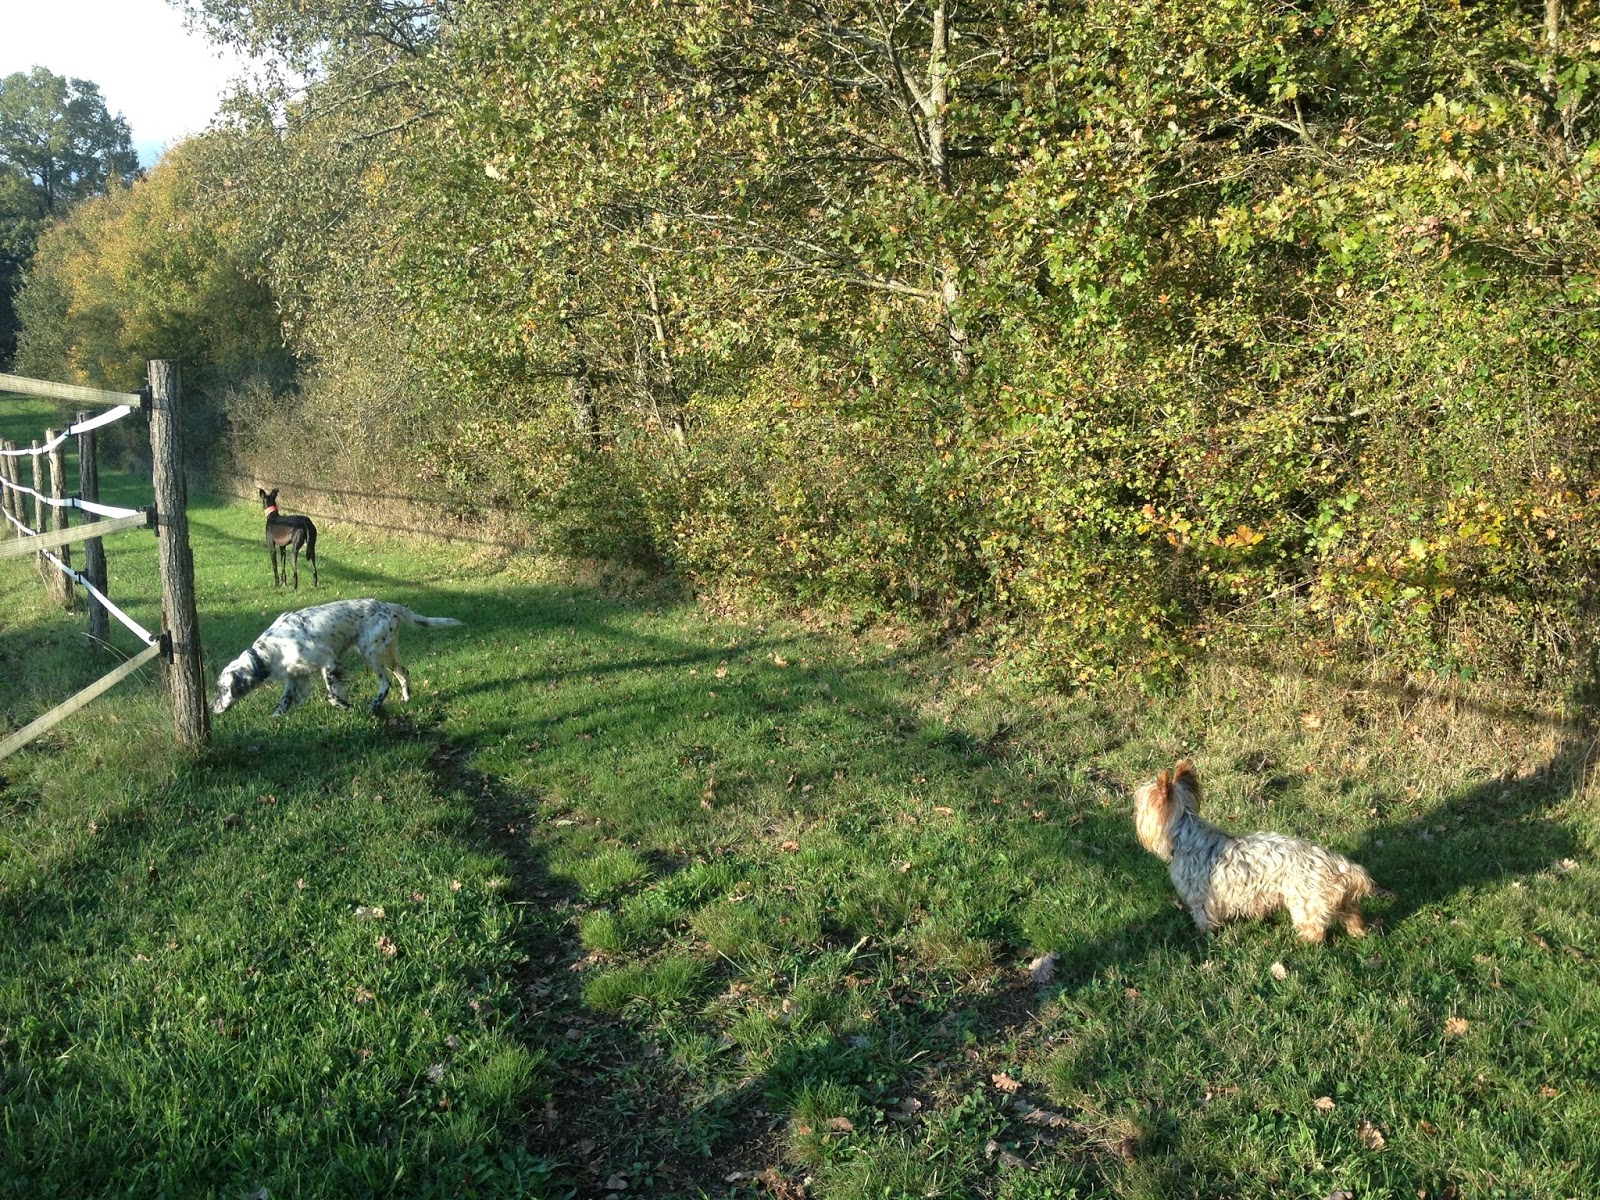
(0, 0), (251, 166)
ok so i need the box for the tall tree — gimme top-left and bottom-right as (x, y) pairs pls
(0, 68), (139, 213)
(0, 68), (139, 365)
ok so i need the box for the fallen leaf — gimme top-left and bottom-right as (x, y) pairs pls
(991, 1072), (1022, 1093)
(355, 905), (385, 920)
(353, 986), (375, 1004)
(1357, 1120), (1386, 1150)
(376, 936), (398, 957)
(773, 654), (789, 667)
(1539, 1085), (1559, 1098)
(1443, 1016), (1469, 1037)
(1027, 951), (1059, 984)
(1014, 1100), (1076, 1128)
(1270, 961), (1288, 981)
(824, 1116), (854, 1133)
(1299, 712), (1324, 731)
(1314, 1096), (1336, 1113)
(932, 805), (955, 816)
(604, 1174), (628, 1191)
(1558, 858), (1579, 872)
(715, 666), (728, 678)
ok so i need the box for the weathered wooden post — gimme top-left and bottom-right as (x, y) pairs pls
(0, 443), (19, 533)
(45, 429), (72, 608)
(147, 361), (210, 749)
(77, 411), (109, 650)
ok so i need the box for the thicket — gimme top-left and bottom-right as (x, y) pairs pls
(16, 0), (1600, 685)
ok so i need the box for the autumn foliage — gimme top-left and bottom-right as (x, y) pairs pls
(18, 0), (1600, 684)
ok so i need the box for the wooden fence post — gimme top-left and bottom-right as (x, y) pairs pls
(147, 360), (210, 749)
(0, 443), (19, 534)
(77, 411), (109, 651)
(45, 429), (72, 608)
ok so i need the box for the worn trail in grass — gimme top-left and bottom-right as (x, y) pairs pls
(2, 401), (1598, 1198)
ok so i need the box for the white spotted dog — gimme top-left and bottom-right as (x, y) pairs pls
(212, 599), (463, 716)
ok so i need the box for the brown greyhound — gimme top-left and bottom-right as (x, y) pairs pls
(259, 488), (319, 589)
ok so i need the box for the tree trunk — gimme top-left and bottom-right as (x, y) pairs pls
(924, 1), (969, 375)
(643, 272), (687, 450)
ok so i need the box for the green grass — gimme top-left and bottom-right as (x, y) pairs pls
(2, 392), (1599, 1198)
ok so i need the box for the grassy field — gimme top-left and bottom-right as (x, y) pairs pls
(2, 394), (1599, 1199)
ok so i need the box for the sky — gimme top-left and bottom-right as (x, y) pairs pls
(0, 0), (255, 167)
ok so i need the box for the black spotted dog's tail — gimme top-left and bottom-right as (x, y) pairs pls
(394, 606), (463, 630)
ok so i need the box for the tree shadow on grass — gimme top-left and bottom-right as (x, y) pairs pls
(391, 590), (1180, 1194)
(1353, 731), (1592, 926)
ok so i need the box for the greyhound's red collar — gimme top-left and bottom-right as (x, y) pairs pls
(265, 504), (279, 515)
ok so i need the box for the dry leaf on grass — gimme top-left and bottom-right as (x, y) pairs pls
(1443, 1016), (1469, 1037)
(983, 1139), (1029, 1170)
(823, 1116), (854, 1133)
(1270, 961), (1288, 981)
(1027, 951), (1059, 984)
(1357, 1120), (1386, 1150)
(603, 1173), (629, 1191)
(991, 1072), (1022, 1093)
(354, 905), (385, 920)
(1314, 1096), (1336, 1113)
(1014, 1101), (1076, 1129)
(376, 936), (398, 957)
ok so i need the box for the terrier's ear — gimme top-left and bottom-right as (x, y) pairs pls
(1173, 759), (1200, 811)
(1150, 769), (1172, 815)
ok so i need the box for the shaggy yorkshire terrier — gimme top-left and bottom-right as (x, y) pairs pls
(1133, 760), (1377, 943)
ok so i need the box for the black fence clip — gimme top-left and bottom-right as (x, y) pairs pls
(158, 631), (174, 661)
(138, 385), (152, 418)
(144, 504), (158, 530)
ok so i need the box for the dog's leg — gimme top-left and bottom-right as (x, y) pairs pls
(1287, 897), (1330, 943)
(322, 665), (351, 709)
(291, 541), (300, 590)
(369, 666), (392, 710)
(273, 675), (308, 715)
(1339, 905), (1368, 938)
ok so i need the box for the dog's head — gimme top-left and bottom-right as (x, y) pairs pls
(258, 487), (279, 511)
(1132, 759), (1201, 859)
(212, 647), (268, 715)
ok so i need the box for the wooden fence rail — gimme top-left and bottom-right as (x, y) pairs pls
(0, 373), (140, 408)
(0, 510), (152, 559)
